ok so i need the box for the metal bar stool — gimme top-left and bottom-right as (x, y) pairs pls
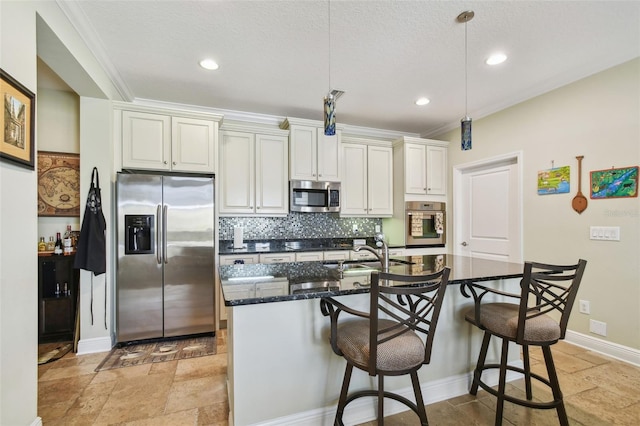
(461, 259), (587, 426)
(321, 267), (450, 425)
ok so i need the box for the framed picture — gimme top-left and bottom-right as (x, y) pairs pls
(1, 69), (35, 170)
(590, 166), (638, 199)
(537, 165), (570, 195)
(37, 151), (81, 217)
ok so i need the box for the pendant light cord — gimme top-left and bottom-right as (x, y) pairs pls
(464, 20), (468, 117)
(328, 0), (331, 92)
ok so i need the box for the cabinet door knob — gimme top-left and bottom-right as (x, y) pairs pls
(172, 161), (177, 165)
(164, 161), (168, 165)
(461, 241), (468, 246)
(257, 206), (260, 209)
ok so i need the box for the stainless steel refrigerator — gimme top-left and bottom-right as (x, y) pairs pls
(116, 172), (215, 343)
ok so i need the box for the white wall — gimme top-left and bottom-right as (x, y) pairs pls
(37, 87), (81, 240)
(0, 1), (118, 424)
(439, 58), (640, 350)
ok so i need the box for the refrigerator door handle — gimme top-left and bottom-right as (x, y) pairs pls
(156, 204), (162, 264)
(163, 204), (169, 264)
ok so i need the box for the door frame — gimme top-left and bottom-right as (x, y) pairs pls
(452, 151), (524, 262)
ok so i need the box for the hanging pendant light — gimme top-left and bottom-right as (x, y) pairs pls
(458, 10), (474, 151)
(324, 0), (344, 136)
(324, 93), (336, 136)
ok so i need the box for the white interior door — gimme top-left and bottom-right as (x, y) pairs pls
(454, 153), (522, 262)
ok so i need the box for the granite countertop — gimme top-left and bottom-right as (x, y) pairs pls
(218, 238), (374, 254)
(219, 254), (524, 306)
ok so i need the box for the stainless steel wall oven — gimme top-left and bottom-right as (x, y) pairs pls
(405, 201), (446, 247)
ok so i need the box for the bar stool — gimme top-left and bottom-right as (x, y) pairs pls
(462, 259), (587, 426)
(320, 267), (450, 425)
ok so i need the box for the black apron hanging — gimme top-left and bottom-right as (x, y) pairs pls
(74, 167), (107, 327)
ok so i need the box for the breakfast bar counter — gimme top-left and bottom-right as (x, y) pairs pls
(221, 255), (524, 426)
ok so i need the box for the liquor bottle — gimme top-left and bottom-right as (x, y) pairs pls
(63, 225), (73, 254)
(54, 232), (63, 255)
(55, 283), (61, 297)
(46, 236), (55, 251)
(63, 282), (69, 296)
(38, 237), (46, 252)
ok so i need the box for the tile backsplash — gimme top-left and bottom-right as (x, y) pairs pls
(219, 213), (381, 240)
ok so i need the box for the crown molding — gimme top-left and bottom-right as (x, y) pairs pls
(56, 0), (134, 101)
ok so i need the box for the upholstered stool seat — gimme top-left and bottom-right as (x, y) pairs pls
(337, 318), (425, 372)
(464, 304), (561, 342)
(321, 268), (450, 426)
(461, 259), (587, 426)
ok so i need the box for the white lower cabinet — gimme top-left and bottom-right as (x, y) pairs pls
(255, 279), (289, 298)
(350, 250), (379, 261)
(341, 141), (393, 217)
(219, 254), (259, 265)
(295, 252), (324, 262)
(259, 253), (295, 264)
(323, 251), (350, 261)
(219, 126), (289, 215)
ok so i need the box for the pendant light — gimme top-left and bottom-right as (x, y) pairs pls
(324, 0), (344, 136)
(457, 10), (474, 151)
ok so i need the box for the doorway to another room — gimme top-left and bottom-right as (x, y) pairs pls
(452, 152), (523, 263)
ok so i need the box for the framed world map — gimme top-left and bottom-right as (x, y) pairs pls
(37, 151), (80, 217)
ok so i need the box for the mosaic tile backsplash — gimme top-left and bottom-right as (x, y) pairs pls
(219, 213), (381, 240)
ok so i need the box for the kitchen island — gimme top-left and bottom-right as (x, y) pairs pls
(220, 254), (524, 426)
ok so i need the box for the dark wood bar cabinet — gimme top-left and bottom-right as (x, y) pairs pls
(38, 253), (79, 343)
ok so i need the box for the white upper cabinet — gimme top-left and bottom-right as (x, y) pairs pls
(119, 105), (221, 173)
(122, 111), (171, 171)
(341, 139), (393, 217)
(282, 118), (342, 182)
(219, 124), (289, 216)
(171, 117), (216, 173)
(395, 136), (448, 197)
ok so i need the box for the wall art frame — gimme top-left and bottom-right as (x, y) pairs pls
(590, 166), (638, 199)
(0, 68), (35, 170)
(537, 165), (570, 195)
(37, 151), (81, 217)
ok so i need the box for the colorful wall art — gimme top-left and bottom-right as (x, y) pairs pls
(590, 166), (638, 199)
(537, 166), (570, 195)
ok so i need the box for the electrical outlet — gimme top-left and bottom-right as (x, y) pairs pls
(352, 224), (359, 233)
(579, 300), (590, 314)
(375, 225), (381, 233)
(589, 319), (607, 336)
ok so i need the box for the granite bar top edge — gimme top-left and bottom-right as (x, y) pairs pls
(218, 237), (393, 254)
(220, 254), (525, 307)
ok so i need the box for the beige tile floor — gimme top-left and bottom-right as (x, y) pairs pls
(39, 335), (640, 425)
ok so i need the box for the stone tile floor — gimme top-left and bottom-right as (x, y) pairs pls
(38, 334), (639, 425)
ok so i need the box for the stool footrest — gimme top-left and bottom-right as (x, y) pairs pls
(340, 390), (423, 423)
(474, 364), (563, 410)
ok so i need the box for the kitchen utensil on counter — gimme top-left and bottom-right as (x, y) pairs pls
(572, 155), (588, 214)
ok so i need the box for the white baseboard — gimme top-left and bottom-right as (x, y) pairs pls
(251, 360), (523, 426)
(565, 330), (640, 367)
(76, 336), (113, 355)
(31, 417), (43, 426)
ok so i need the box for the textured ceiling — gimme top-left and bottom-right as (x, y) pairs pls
(59, 0), (639, 137)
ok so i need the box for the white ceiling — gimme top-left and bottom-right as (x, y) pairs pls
(57, 0), (639, 137)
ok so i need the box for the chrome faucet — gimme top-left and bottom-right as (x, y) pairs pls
(354, 233), (389, 272)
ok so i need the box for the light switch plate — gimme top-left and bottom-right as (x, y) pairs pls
(590, 226), (620, 241)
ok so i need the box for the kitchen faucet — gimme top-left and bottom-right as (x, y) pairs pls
(354, 233), (389, 272)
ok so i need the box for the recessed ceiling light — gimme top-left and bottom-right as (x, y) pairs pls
(199, 59), (219, 70)
(486, 53), (507, 66)
(415, 97), (430, 106)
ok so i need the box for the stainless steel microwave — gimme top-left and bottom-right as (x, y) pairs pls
(405, 201), (445, 247)
(290, 180), (340, 213)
